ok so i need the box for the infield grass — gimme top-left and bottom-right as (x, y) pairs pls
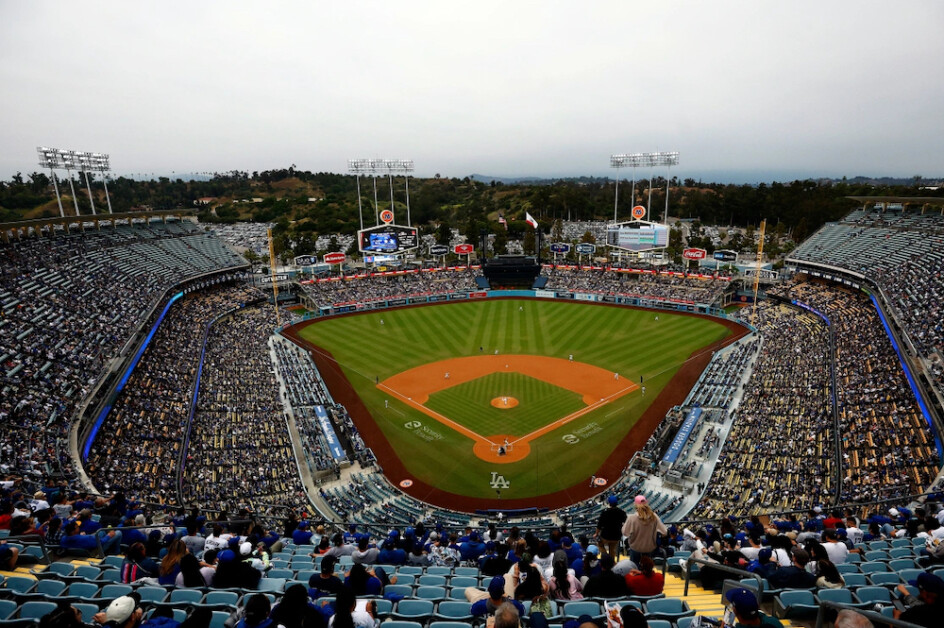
(425, 372), (585, 437)
(296, 299), (731, 500)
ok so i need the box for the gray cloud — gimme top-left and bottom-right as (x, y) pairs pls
(2, 1), (942, 182)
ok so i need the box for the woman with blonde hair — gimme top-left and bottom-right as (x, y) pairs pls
(621, 495), (667, 563)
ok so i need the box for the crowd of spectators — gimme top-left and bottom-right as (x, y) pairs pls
(771, 280), (940, 504)
(271, 339), (345, 474)
(789, 208), (944, 391)
(872, 250), (944, 388)
(85, 284), (261, 505)
(300, 269), (479, 309)
(181, 306), (308, 515)
(691, 300), (834, 519)
(0, 221), (245, 500)
(540, 266), (732, 305)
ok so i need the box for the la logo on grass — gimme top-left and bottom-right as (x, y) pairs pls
(489, 472), (510, 489)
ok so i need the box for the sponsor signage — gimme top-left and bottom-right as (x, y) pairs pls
(357, 224), (419, 254)
(294, 255), (318, 266)
(550, 243), (571, 254)
(387, 298), (407, 306)
(453, 243), (474, 255)
(323, 252), (346, 264)
(315, 405), (346, 460)
(428, 295), (448, 302)
(429, 244), (449, 256)
(682, 247), (707, 260)
(379, 209), (394, 224)
(259, 273), (288, 284)
(713, 250), (737, 262)
(408, 297), (425, 304)
(575, 243), (596, 255)
(631, 205), (646, 220)
(448, 293), (468, 300)
(469, 291), (487, 298)
(662, 407), (702, 464)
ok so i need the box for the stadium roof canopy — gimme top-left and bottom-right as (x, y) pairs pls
(847, 195), (944, 206)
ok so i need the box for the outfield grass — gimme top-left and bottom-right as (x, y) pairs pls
(297, 299), (731, 499)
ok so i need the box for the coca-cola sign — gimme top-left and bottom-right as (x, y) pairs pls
(682, 248), (707, 260)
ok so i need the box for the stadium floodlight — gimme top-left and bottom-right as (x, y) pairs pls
(37, 147), (65, 218)
(349, 158), (416, 229)
(611, 151), (679, 223)
(56, 149), (83, 216)
(37, 146), (115, 217)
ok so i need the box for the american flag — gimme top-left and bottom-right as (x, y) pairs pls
(498, 213), (507, 229)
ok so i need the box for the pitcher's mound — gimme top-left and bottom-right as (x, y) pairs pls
(490, 396), (519, 409)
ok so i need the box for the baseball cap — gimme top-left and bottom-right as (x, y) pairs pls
(608, 495), (618, 505)
(488, 576), (505, 596)
(725, 587), (759, 619)
(909, 572), (944, 595)
(240, 542), (253, 556)
(758, 548), (773, 562)
(586, 544), (599, 556)
(634, 495), (647, 505)
(561, 537), (573, 547)
(105, 596), (137, 624)
(217, 549), (236, 563)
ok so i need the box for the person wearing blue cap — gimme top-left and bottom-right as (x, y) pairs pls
(724, 587), (783, 627)
(468, 575), (525, 618)
(894, 572), (944, 626)
(595, 495), (627, 560)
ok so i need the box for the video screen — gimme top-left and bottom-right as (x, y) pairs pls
(606, 223), (669, 251)
(367, 233), (398, 251)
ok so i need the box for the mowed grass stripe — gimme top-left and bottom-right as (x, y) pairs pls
(297, 299), (733, 499)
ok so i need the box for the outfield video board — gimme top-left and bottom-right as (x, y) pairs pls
(358, 224), (419, 254)
(605, 221), (669, 252)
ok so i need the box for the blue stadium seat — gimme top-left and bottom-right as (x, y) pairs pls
(644, 598), (695, 621)
(391, 600), (435, 624)
(853, 586), (893, 605)
(773, 590), (818, 620)
(433, 601), (473, 622)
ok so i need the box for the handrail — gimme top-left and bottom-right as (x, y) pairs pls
(682, 557), (763, 597)
(814, 599), (926, 628)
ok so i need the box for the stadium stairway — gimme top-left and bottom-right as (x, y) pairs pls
(662, 571), (804, 628)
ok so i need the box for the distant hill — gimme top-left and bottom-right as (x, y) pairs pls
(469, 174), (614, 186)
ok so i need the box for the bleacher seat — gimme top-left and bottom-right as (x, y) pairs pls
(773, 590), (818, 620)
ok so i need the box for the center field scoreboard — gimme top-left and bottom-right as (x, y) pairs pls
(358, 224), (420, 254)
(605, 220), (669, 252)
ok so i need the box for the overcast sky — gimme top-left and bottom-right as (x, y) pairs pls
(2, 1), (942, 182)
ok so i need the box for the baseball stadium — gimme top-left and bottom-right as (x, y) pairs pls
(2, 196), (944, 628)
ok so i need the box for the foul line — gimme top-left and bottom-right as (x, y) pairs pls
(378, 383), (494, 445)
(379, 380), (638, 449)
(512, 383), (636, 445)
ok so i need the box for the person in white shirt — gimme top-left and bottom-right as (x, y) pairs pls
(822, 529), (849, 564)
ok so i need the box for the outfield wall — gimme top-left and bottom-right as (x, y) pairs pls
(293, 288), (733, 324)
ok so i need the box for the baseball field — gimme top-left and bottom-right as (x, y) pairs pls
(288, 298), (742, 510)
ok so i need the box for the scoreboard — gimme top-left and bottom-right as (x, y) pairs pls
(605, 221), (669, 252)
(358, 224), (419, 254)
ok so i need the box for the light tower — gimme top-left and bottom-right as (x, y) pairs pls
(348, 159), (415, 229)
(609, 152), (678, 222)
